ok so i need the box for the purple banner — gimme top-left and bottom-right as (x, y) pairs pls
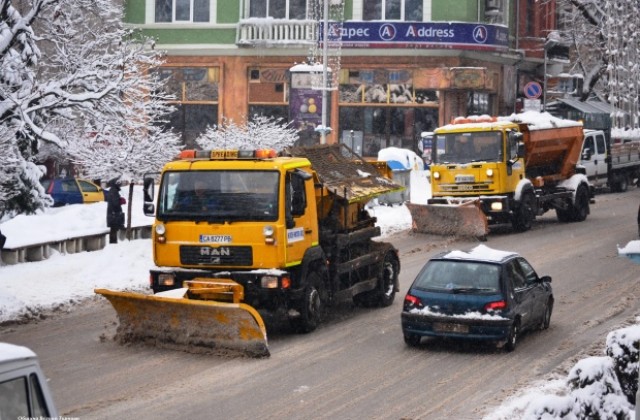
(289, 88), (323, 132)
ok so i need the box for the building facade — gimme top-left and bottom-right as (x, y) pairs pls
(124, 0), (557, 156)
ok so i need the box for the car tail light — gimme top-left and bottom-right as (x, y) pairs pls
(404, 294), (423, 311)
(485, 300), (507, 311)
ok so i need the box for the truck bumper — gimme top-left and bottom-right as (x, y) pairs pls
(428, 195), (512, 225)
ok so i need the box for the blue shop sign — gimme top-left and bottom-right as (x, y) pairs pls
(324, 22), (509, 51)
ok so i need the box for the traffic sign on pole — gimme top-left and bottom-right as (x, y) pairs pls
(523, 82), (542, 99)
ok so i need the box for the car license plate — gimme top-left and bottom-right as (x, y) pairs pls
(433, 322), (469, 334)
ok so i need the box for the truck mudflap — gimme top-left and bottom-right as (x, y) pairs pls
(406, 199), (489, 239)
(95, 280), (269, 358)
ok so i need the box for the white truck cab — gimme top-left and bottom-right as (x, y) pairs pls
(0, 342), (58, 418)
(580, 129), (608, 188)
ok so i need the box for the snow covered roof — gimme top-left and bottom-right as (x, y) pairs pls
(0, 342), (37, 363)
(438, 245), (517, 263)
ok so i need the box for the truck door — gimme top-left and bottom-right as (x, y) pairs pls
(284, 169), (316, 266)
(594, 132), (608, 183)
(581, 132), (608, 186)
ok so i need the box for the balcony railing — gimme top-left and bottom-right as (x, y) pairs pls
(236, 19), (317, 48)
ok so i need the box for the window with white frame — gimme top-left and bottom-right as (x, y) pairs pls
(155, 0), (210, 23)
(249, 0), (308, 20)
(363, 0), (423, 21)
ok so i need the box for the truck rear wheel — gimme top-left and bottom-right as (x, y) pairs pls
(570, 184), (590, 222)
(353, 250), (399, 308)
(556, 184), (589, 223)
(613, 174), (629, 192)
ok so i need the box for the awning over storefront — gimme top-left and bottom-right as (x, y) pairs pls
(547, 98), (613, 133)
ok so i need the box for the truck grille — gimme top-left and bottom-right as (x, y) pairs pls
(180, 246), (253, 266)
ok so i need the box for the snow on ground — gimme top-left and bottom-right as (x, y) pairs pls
(1, 156), (639, 419)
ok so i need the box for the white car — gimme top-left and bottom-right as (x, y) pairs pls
(0, 342), (58, 418)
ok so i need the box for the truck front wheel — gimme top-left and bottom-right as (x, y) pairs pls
(291, 272), (324, 333)
(512, 192), (535, 232)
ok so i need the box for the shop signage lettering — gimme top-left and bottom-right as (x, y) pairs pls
(323, 22), (508, 51)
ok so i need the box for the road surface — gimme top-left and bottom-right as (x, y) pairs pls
(1, 189), (639, 419)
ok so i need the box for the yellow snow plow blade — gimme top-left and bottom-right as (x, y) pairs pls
(95, 279), (269, 358)
(406, 200), (489, 238)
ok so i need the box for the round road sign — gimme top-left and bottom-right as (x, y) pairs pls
(524, 82), (542, 99)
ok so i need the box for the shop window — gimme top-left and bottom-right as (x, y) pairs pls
(155, 0), (210, 23)
(363, 0), (423, 21)
(249, 0), (307, 19)
(249, 106), (289, 122)
(467, 92), (492, 115)
(339, 69), (423, 104)
(339, 106), (438, 157)
(167, 104), (218, 149)
(157, 67), (220, 102)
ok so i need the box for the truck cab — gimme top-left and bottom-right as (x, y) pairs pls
(580, 129), (608, 189)
(0, 343), (58, 418)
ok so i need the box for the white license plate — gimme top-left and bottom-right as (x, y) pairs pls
(433, 322), (469, 333)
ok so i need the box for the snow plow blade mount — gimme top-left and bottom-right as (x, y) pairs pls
(95, 286), (269, 358)
(406, 200), (489, 239)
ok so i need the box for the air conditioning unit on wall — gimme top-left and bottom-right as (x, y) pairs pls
(486, 0), (501, 10)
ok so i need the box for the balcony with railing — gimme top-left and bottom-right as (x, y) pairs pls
(236, 19), (318, 48)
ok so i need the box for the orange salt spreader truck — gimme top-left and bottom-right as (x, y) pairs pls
(407, 112), (593, 239)
(96, 144), (403, 357)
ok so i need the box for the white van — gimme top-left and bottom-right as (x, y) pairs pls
(0, 342), (58, 418)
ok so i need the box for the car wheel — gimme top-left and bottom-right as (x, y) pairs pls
(404, 333), (421, 347)
(505, 320), (519, 352)
(540, 300), (553, 330)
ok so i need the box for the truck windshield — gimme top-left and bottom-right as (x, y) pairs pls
(157, 170), (279, 222)
(434, 131), (503, 164)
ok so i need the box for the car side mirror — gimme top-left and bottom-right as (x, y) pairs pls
(540, 275), (552, 283)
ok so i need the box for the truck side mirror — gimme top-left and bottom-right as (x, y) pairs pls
(581, 148), (592, 161)
(143, 174), (156, 216)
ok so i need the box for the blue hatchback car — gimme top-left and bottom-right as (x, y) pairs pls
(401, 245), (553, 351)
(41, 178), (107, 207)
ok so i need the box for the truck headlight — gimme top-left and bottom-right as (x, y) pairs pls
(433, 171), (440, 180)
(155, 223), (166, 235)
(158, 273), (175, 287)
(263, 225), (275, 245)
(486, 169), (494, 177)
(155, 223), (166, 243)
(261, 275), (279, 288)
(490, 202), (503, 211)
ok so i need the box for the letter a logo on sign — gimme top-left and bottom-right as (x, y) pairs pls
(379, 23), (397, 41)
(472, 25), (488, 44)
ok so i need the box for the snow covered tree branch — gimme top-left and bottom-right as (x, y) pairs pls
(0, 0), (180, 215)
(196, 115), (300, 151)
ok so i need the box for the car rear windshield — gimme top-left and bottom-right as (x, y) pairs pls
(413, 260), (501, 293)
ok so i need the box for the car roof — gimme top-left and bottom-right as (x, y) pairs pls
(0, 342), (37, 364)
(433, 245), (518, 264)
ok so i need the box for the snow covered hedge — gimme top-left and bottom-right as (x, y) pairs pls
(489, 323), (640, 419)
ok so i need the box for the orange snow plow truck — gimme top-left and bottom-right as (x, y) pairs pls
(96, 144), (403, 357)
(407, 112), (592, 238)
